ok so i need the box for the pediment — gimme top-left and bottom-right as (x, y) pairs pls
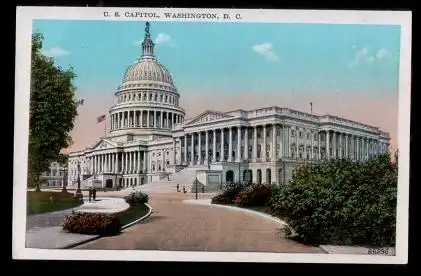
(185, 110), (233, 126)
(91, 139), (118, 150)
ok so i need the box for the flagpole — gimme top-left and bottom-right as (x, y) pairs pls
(104, 116), (107, 137)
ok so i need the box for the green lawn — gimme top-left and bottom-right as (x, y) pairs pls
(27, 191), (83, 215)
(115, 203), (150, 226)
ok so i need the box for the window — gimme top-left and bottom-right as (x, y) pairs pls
(307, 133), (311, 139)
(166, 161), (170, 165)
(165, 95), (168, 103)
(291, 130), (295, 137)
(299, 131), (303, 138)
(160, 95), (163, 102)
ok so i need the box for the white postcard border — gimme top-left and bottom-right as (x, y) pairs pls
(14, 7), (411, 264)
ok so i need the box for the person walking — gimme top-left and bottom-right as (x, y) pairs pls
(92, 187), (97, 201)
(88, 187), (92, 202)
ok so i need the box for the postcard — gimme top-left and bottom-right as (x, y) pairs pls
(14, 7), (411, 264)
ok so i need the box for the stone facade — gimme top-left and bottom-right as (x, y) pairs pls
(40, 162), (66, 188)
(67, 22), (390, 190)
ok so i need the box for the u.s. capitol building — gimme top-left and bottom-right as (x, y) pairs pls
(67, 22), (390, 192)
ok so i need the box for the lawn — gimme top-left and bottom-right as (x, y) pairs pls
(27, 191), (83, 215)
(115, 203), (150, 226)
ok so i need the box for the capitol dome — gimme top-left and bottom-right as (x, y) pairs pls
(109, 22), (185, 138)
(122, 59), (174, 85)
(120, 22), (175, 88)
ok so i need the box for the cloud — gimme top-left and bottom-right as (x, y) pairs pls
(155, 33), (171, 44)
(251, 43), (279, 62)
(41, 47), (70, 58)
(349, 47), (369, 67)
(349, 47), (392, 67)
(376, 48), (391, 60)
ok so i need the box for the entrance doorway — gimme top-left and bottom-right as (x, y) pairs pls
(105, 179), (113, 188)
(225, 170), (234, 183)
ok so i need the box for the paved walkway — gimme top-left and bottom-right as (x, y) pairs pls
(76, 193), (322, 253)
(26, 197), (129, 249)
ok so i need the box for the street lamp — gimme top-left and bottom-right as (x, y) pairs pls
(195, 177), (198, 200)
(60, 167), (66, 192)
(75, 161), (82, 195)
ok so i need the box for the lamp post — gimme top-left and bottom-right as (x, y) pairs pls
(75, 161), (82, 195)
(60, 167), (67, 192)
(195, 177), (198, 200)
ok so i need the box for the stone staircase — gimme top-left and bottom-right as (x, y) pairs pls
(126, 167), (203, 194)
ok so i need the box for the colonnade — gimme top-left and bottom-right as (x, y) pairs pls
(110, 110), (184, 130)
(174, 124), (388, 166)
(87, 151), (146, 175)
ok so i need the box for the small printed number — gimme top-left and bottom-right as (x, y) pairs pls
(368, 248), (390, 255)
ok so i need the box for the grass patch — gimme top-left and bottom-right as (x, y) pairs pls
(114, 203), (150, 226)
(27, 191), (83, 215)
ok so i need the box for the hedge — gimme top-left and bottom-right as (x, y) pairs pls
(266, 154), (397, 247)
(124, 191), (149, 205)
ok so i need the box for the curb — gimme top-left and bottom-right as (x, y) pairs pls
(318, 245), (331, 254)
(121, 203), (153, 230)
(61, 203), (153, 249)
(60, 235), (101, 249)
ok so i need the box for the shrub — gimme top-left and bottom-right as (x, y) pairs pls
(234, 184), (272, 207)
(124, 191), (149, 205)
(62, 211), (122, 236)
(266, 154), (397, 247)
(211, 182), (249, 204)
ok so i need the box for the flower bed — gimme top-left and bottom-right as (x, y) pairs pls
(62, 211), (122, 236)
(62, 191), (151, 236)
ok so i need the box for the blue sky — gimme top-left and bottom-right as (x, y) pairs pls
(33, 20), (401, 98)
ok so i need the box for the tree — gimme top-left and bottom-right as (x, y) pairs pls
(28, 33), (78, 191)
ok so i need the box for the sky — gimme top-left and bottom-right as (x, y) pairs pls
(32, 20), (401, 153)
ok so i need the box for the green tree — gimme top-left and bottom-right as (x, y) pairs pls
(28, 33), (78, 191)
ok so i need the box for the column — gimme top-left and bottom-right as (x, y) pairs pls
(190, 133), (194, 165)
(244, 128), (249, 161)
(173, 139), (176, 165)
(198, 132), (202, 165)
(161, 111), (164, 128)
(263, 125), (267, 161)
(271, 124), (276, 161)
(205, 131), (209, 165)
(116, 153), (119, 173)
(220, 129), (225, 162)
(333, 132), (337, 159)
(345, 135), (349, 159)
(147, 110), (150, 127)
(339, 133), (343, 159)
(318, 132), (321, 160)
(212, 130), (217, 162)
(125, 152), (128, 173)
(236, 127), (241, 162)
(253, 126), (258, 162)
(356, 137), (360, 161)
(311, 130), (314, 160)
(142, 152), (146, 173)
(139, 111), (143, 128)
(184, 135), (188, 165)
(130, 151), (134, 173)
(326, 131), (330, 160)
(295, 127), (298, 159)
(107, 153), (110, 172)
(278, 126), (283, 159)
(228, 127), (233, 161)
